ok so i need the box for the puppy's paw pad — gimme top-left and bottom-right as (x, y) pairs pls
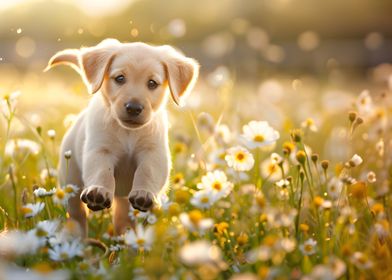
(128, 190), (154, 212)
(80, 185), (113, 211)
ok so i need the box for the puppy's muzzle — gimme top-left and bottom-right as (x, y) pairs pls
(124, 102), (144, 117)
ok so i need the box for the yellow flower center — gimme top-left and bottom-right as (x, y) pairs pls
(64, 185), (74, 193)
(357, 254), (368, 264)
(304, 244), (313, 252)
(189, 210), (203, 225)
(212, 181), (222, 191)
(60, 252), (69, 259)
(253, 134), (265, 142)
(268, 163), (278, 174)
(56, 189), (65, 199)
(235, 152), (245, 162)
(201, 196), (209, 203)
(36, 228), (48, 237)
(136, 239), (145, 246)
(21, 207), (33, 215)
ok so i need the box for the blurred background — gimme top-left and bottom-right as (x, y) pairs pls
(1, 0), (392, 157)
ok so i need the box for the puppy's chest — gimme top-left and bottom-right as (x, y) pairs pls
(117, 134), (139, 156)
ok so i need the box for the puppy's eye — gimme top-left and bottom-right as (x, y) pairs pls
(147, 79), (159, 90)
(114, 75), (126, 85)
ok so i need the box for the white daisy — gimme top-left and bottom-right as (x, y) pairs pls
(197, 170), (233, 199)
(5, 139), (40, 157)
(48, 239), (84, 261)
(34, 187), (56, 198)
(350, 252), (373, 269)
(52, 188), (68, 205)
(179, 240), (222, 266)
(35, 219), (60, 238)
(327, 177), (343, 199)
(225, 146), (255, 171)
(241, 120), (280, 149)
(347, 154), (363, 167)
(356, 90), (373, 117)
(260, 156), (288, 181)
(179, 210), (214, 235)
(128, 205), (150, 221)
(40, 168), (58, 181)
(124, 224), (154, 251)
(300, 238), (317, 255)
(190, 189), (218, 209)
(21, 202), (45, 218)
(0, 230), (41, 256)
(214, 124), (232, 145)
(62, 184), (79, 198)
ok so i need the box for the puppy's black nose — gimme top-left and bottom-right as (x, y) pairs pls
(125, 102), (144, 116)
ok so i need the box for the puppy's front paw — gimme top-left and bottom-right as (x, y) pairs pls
(80, 185), (113, 211)
(128, 190), (154, 212)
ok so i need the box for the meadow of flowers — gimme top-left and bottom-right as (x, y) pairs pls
(0, 70), (392, 280)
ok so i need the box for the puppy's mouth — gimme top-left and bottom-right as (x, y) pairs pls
(118, 118), (149, 129)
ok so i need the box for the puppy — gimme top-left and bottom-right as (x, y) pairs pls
(46, 39), (199, 235)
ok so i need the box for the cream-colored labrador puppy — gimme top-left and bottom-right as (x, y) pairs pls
(46, 39), (199, 235)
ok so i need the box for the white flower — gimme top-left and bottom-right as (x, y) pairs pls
(190, 189), (218, 209)
(301, 117), (318, 132)
(225, 146), (255, 171)
(64, 150), (72, 159)
(21, 202), (45, 218)
(300, 238), (317, 255)
(34, 187), (56, 197)
(52, 188), (69, 205)
(0, 230), (41, 256)
(159, 193), (172, 211)
(179, 240), (222, 266)
(5, 139), (40, 157)
(347, 154), (363, 167)
(275, 179), (290, 200)
(48, 239), (84, 261)
(327, 177), (343, 199)
(128, 205), (150, 221)
(214, 124), (232, 144)
(356, 90), (373, 117)
(246, 246), (272, 263)
(260, 156), (288, 181)
(367, 171), (377, 183)
(35, 219), (60, 238)
(1, 91), (20, 118)
(2, 264), (69, 280)
(124, 224), (154, 251)
(350, 252), (373, 269)
(241, 120), (280, 149)
(63, 184), (79, 198)
(147, 214), (157, 224)
(40, 168), (58, 181)
(47, 129), (56, 139)
(197, 170), (233, 199)
(179, 210), (214, 235)
(51, 184), (78, 205)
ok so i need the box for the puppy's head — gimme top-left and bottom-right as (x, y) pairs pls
(46, 39), (199, 129)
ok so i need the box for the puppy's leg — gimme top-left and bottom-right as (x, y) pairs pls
(113, 196), (132, 235)
(80, 148), (117, 211)
(129, 147), (170, 211)
(59, 149), (87, 236)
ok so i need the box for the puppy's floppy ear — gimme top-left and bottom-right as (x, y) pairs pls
(79, 46), (116, 94)
(45, 40), (119, 94)
(44, 49), (80, 73)
(161, 46), (199, 106)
